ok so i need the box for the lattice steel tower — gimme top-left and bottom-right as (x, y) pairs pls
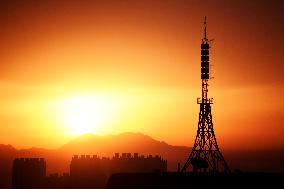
(181, 17), (230, 173)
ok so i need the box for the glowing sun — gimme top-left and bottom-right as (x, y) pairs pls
(57, 95), (118, 136)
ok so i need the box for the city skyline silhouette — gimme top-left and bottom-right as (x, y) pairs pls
(0, 0), (283, 188)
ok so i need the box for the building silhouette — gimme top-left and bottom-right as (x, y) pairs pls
(12, 158), (46, 189)
(70, 153), (167, 189)
(12, 153), (166, 189)
(10, 154), (284, 189)
(110, 153), (167, 173)
(46, 173), (70, 189)
(106, 172), (284, 189)
(70, 155), (107, 189)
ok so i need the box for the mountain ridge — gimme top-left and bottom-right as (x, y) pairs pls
(0, 132), (191, 189)
(0, 132), (190, 174)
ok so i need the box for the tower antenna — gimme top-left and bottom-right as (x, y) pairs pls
(181, 17), (230, 173)
(204, 16), (207, 41)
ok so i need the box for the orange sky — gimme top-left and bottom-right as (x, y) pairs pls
(0, 0), (283, 150)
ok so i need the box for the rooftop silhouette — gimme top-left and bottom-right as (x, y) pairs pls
(12, 153), (167, 189)
(11, 157), (284, 189)
(12, 158), (46, 189)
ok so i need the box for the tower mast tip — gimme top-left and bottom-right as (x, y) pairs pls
(204, 16), (207, 40)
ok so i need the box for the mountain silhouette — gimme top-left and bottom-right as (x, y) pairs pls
(0, 132), (189, 189)
(60, 132), (190, 170)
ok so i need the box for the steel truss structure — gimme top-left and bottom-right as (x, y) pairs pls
(181, 17), (230, 173)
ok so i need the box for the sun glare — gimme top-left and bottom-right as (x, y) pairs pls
(57, 96), (118, 136)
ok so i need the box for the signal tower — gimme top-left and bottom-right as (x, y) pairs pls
(181, 17), (230, 173)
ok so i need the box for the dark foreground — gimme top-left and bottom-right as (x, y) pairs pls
(107, 172), (284, 189)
